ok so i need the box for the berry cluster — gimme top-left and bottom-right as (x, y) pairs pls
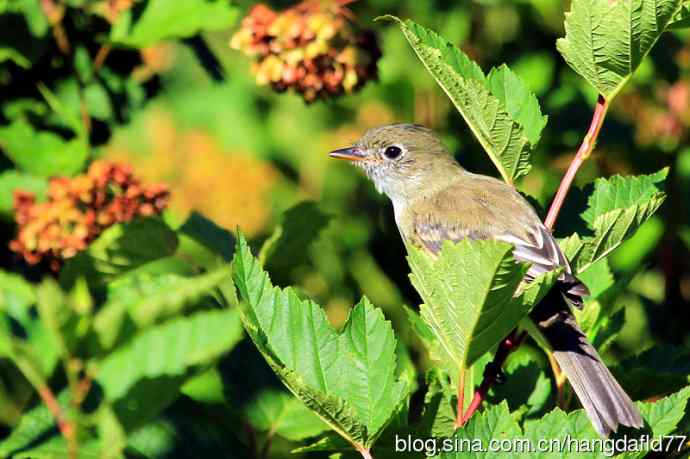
(10, 161), (169, 270)
(230, 0), (380, 102)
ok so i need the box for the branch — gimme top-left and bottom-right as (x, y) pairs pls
(13, 354), (78, 459)
(544, 95), (609, 230)
(41, 0), (71, 54)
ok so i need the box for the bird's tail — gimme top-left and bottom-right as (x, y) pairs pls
(530, 292), (643, 437)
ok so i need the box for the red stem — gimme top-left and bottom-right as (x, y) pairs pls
(37, 385), (77, 459)
(544, 95), (609, 230)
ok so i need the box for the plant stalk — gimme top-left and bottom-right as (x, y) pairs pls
(357, 446), (374, 459)
(544, 95), (609, 230)
(14, 354), (78, 459)
(454, 367), (466, 429)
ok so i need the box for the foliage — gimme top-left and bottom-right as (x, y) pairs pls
(384, 16), (546, 183)
(1, 1), (690, 459)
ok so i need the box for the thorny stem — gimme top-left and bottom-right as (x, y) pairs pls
(460, 94), (611, 426)
(544, 95), (610, 230)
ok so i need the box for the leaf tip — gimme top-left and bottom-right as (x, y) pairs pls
(373, 14), (401, 24)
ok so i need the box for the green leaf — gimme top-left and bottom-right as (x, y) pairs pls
(574, 170), (667, 273)
(60, 217), (179, 289)
(232, 234), (409, 451)
(385, 17), (545, 183)
(522, 408), (601, 459)
(259, 201), (330, 271)
(0, 170), (47, 218)
(557, 0), (683, 99)
(0, 393), (103, 459)
(668, 5), (690, 28)
(110, 0), (238, 48)
(178, 211), (235, 262)
(0, 270), (35, 325)
(623, 386), (690, 459)
(126, 420), (176, 458)
(581, 169), (668, 226)
(0, 396), (59, 457)
(93, 266), (231, 349)
(10, 437), (102, 459)
(613, 346), (690, 400)
(0, 272), (60, 375)
(486, 65), (548, 147)
(0, 47), (30, 68)
(97, 308), (243, 401)
(488, 347), (552, 417)
(417, 368), (457, 438)
(407, 240), (529, 371)
(577, 258), (614, 300)
(0, 120), (88, 177)
(436, 402), (522, 458)
(434, 385), (690, 458)
(247, 390), (330, 441)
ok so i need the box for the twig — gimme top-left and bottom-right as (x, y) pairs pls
(41, 0), (71, 54)
(94, 45), (112, 71)
(457, 330), (525, 427)
(544, 95), (609, 230)
(14, 354), (78, 459)
(37, 385), (77, 458)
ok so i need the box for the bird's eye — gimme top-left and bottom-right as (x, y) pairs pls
(383, 146), (402, 160)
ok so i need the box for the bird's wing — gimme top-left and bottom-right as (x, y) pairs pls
(405, 176), (588, 302)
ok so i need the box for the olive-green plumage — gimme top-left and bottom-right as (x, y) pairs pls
(329, 123), (642, 437)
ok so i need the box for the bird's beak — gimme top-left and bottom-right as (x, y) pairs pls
(328, 146), (366, 161)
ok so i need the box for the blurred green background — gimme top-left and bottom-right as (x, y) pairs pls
(1, 0), (690, 457)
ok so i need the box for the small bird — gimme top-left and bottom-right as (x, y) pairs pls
(329, 123), (643, 437)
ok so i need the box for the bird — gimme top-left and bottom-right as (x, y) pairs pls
(329, 123), (643, 437)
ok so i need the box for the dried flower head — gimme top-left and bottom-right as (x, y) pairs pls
(230, 0), (380, 102)
(10, 160), (169, 270)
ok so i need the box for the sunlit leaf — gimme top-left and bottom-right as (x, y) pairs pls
(385, 17), (545, 183)
(97, 309), (243, 401)
(60, 217), (179, 289)
(247, 390), (329, 441)
(110, 0), (238, 48)
(574, 170), (667, 273)
(232, 233), (409, 452)
(93, 266), (231, 349)
(407, 240), (529, 371)
(557, 0), (682, 99)
(0, 120), (88, 178)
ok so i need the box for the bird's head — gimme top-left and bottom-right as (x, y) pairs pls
(329, 123), (462, 202)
